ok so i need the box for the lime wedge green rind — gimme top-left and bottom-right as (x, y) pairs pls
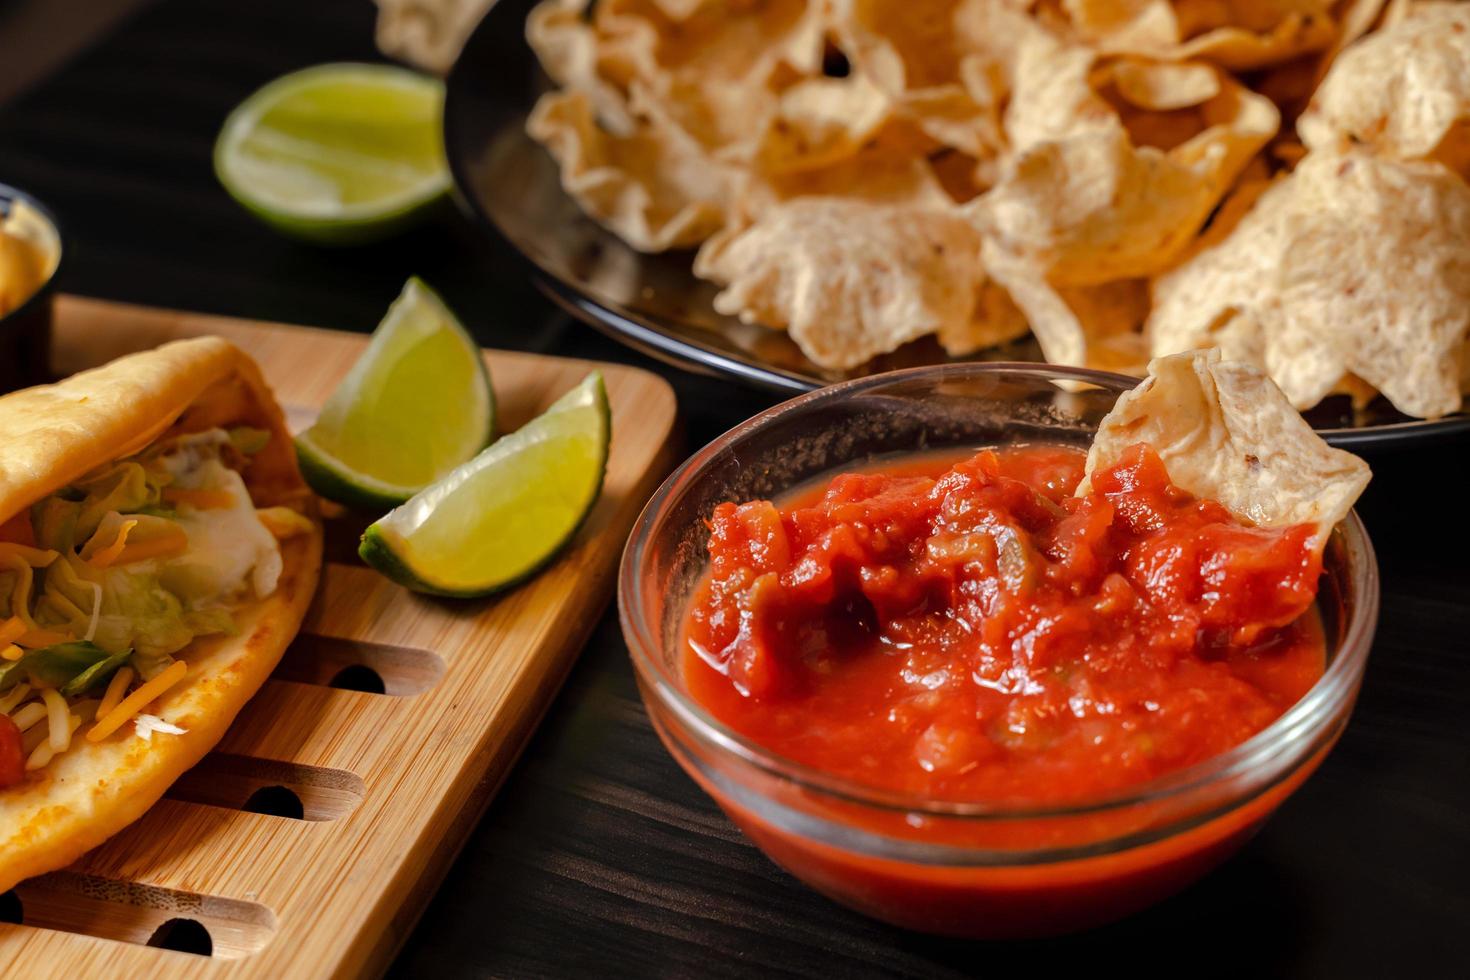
(296, 276), (494, 510)
(359, 372), (611, 598)
(296, 446), (413, 513)
(214, 63), (450, 245)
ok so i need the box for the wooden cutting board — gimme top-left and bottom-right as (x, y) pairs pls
(0, 295), (680, 977)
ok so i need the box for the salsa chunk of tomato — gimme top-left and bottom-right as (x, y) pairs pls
(0, 714), (24, 789)
(683, 444), (1327, 805)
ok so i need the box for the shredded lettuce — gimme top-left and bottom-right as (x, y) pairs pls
(98, 569), (201, 663)
(34, 552), (97, 638)
(129, 644), (177, 682)
(73, 462), (160, 543)
(39, 559), (225, 678)
(12, 428), (282, 699)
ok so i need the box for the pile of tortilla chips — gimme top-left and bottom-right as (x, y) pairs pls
(526, 0), (1470, 419)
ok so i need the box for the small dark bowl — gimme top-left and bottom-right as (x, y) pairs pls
(0, 182), (63, 392)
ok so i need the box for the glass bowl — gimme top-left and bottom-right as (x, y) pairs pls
(619, 362), (1379, 938)
(0, 182), (63, 392)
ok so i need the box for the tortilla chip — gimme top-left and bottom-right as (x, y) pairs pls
(751, 72), (893, 175)
(1095, 57), (1238, 150)
(1079, 348), (1371, 543)
(693, 198), (984, 368)
(1298, 1), (1470, 175)
(591, 0), (826, 162)
(973, 69), (1276, 286)
(982, 240), (1150, 371)
(954, 0), (1060, 119)
(375, 0), (492, 74)
(522, 0), (1464, 417)
(1002, 34), (1117, 151)
(527, 90), (731, 251)
(645, 0), (712, 17)
(835, 0), (964, 90)
(527, 0), (637, 133)
(1320, 0), (1391, 61)
(735, 121), (955, 215)
(1148, 172), (1333, 402)
(598, 0), (825, 77)
(835, 0), (1018, 157)
(939, 281), (1032, 357)
(1173, 14), (1337, 70)
(1061, 0), (1179, 49)
(1106, 57), (1222, 110)
(1061, 0), (1339, 69)
(1149, 148), (1470, 418)
(975, 34), (1278, 285)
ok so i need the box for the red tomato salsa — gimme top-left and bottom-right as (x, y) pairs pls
(0, 714), (22, 789)
(682, 444), (1327, 806)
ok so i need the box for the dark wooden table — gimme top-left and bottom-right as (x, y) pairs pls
(2, 1), (1467, 976)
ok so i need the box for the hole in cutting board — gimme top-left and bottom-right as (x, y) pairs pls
(164, 754), (364, 821)
(273, 633), (443, 695)
(243, 785), (306, 819)
(330, 664), (386, 693)
(0, 891), (21, 924)
(11, 872), (274, 959)
(147, 917), (213, 956)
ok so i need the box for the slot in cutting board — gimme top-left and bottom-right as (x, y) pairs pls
(0, 295), (679, 977)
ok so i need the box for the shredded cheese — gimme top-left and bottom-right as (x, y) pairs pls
(0, 616), (24, 646)
(86, 518), (139, 568)
(256, 506), (314, 540)
(162, 487), (235, 510)
(112, 528), (189, 566)
(25, 712), (80, 771)
(17, 627), (69, 648)
(97, 666), (133, 719)
(87, 659), (187, 743)
(0, 683), (30, 714)
(41, 688), (70, 752)
(11, 701), (47, 732)
(133, 713), (186, 740)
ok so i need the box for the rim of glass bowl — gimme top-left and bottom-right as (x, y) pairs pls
(620, 361), (1380, 823)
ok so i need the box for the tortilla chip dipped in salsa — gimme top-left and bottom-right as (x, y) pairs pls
(681, 350), (1369, 805)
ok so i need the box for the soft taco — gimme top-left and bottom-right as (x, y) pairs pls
(0, 337), (322, 891)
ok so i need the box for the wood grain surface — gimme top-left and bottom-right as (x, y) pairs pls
(0, 296), (678, 977)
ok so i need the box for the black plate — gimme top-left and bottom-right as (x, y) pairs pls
(442, 0), (1470, 451)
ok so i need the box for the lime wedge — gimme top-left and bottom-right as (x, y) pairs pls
(214, 63), (449, 244)
(359, 372), (611, 597)
(296, 277), (494, 509)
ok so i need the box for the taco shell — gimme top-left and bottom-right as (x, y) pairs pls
(0, 338), (322, 892)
